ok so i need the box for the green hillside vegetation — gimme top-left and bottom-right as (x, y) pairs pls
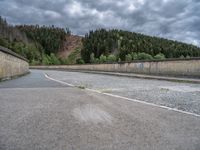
(17, 25), (70, 55)
(0, 16), (70, 65)
(81, 29), (200, 63)
(0, 16), (40, 62)
(1, 16), (200, 65)
(60, 48), (81, 65)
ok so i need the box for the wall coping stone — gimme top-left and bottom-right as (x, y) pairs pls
(0, 46), (28, 62)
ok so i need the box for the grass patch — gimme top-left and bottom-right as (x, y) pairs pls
(160, 88), (169, 92)
(77, 85), (86, 89)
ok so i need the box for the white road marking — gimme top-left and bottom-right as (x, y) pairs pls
(44, 73), (200, 118)
(45, 73), (75, 87)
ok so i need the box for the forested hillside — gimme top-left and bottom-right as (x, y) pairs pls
(0, 16), (40, 62)
(81, 29), (200, 63)
(0, 16), (77, 65)
(17, 25), (70, 55)
(1, 16), (200, 65)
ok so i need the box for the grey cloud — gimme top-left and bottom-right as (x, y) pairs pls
(0, 0), (199, 46)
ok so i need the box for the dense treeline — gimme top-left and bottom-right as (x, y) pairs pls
(1, 16), (200, 65)
(0, 16), (41, 62)
(81, 29), (200, 63)
(0, 16), (71, 65)
(17, 25), (70, 55)
(0, 16), (28, 43)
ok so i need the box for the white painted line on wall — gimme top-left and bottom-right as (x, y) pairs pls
(44, 73), (200, 118)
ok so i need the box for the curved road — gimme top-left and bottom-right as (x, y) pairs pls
(0, 70), (200, 150)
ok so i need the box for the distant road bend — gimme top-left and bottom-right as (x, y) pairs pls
(0, 69), (200, 150)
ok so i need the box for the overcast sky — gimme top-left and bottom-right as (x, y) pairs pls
(0, 0), (199, 46)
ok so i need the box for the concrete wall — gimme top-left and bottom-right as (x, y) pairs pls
(31, 58), (200, 78)
(0, 46), (29, 80)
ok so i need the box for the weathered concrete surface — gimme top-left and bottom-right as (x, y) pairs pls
(31, 58), (200, 78)
(0, 70), (200, 150)
(43, 70), (200, 116)
(0, 46), (29, 80)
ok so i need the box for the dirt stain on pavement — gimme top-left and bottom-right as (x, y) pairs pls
(73, 104), (112, 124)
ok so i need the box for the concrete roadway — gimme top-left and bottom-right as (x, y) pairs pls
(0, 70), (200, 150)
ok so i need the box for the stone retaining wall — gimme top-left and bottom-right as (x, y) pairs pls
(31, 58), (200, 78)
(0, 46), (29, 80)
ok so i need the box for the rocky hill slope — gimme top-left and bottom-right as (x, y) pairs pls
(58, 35), (82, 60)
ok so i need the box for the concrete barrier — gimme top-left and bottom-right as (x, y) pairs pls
(31, 58), (200, 78)
(0, 46), (29, 81)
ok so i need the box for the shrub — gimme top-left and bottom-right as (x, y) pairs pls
(131, 52), (138, 60)
(137, 52), (153, 60)
(49, 53), (61, 65)
(76, 58), (85, 64)
(0, 37), (10, 48)
(186, 55), (191, 59)
(42, 55), (51, 65)
(90, 53), (95, 63)
(125, 54), (132, 62)
(99, 54), (107, 63)
(30, 59), (40, 65)
(154, 53), (166, 60)
(66, 48), (81, 64)
(94, 58), (100, 64)
(42, 53), (61, 65)
(26, 43), (42, 62)
(107, 54), (117, 63)
(60, 58), (69, 65)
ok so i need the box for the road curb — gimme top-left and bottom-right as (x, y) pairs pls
(73, 70), (200, 84)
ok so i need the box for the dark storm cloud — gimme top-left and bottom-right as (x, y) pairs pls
(0, 0), (199, 46)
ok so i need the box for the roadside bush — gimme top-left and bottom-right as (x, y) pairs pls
(0, 37), (10, 48)
(49, 53), (61, 65)
(90, 53), (95, 63)
(94, 58), (100, 64)
(42, 53), (61, 65)
(107, 54), (117, 63)
(154, 53), (166, 60)
(42, 55), (51, 65)
(12, 42), (26, 56)
(131, 52), (138, 60)
(26, 43), (42, 62)
(30, 59), (40, 65)
(137, 52), (153, 60)
(60, 58), (69, 65)
(76, 58), (85, 64)
(99, 54), (107, 63)
(65, 48), (81, 64)
(125, 54), (132, 62)
(186, 55), (191, 59)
